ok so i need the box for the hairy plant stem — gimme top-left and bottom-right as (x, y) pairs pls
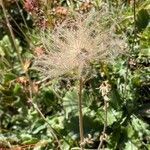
(78, 76), (84, 150)
(0, 1), (62, 149)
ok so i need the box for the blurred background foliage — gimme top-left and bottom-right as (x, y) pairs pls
(0, 0), (150, 149)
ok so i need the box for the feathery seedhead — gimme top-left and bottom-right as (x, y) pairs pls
(34, 6), (127, 79)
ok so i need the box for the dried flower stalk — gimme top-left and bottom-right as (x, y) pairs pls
(98, 80), (111, 149)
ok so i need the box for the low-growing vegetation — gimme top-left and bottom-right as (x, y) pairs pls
(0, 0), (149, 150)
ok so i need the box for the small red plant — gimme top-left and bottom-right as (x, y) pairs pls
(24, 0), (48, 29)
(24, 0), (39, 13)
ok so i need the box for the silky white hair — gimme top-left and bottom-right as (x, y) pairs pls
(34, 6), (127, 79)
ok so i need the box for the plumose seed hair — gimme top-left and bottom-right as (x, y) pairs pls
(34, 6), (127, 79)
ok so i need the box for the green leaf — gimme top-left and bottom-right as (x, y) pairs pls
(97, 108), (122, 126)
(124, 141), (138, 150)
(20, 133), (32, 141)
(110, 88), (122, 110)
(63, 88), (78, 118)
(139, 48), (150, 57)
(4, 73), (16, 83)
(13, 83), (22, 94)
(136, 9), (150, 31)
(47, 115), (64, 130)
(22, 138), (38, 145)
(32, 124), (46, 134)
(108, 127), (121, 149)
(126, 124), (134, 139)
(0, 47), (5, 56)
(130, 115), (150, 135)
